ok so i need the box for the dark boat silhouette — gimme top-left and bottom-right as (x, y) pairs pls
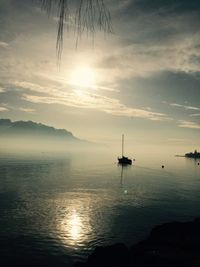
(185, 149), (200, 159)
(118, 134), (132, 165)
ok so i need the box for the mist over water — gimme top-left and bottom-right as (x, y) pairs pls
(0, 144), (200, 266)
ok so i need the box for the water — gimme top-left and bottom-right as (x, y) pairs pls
(0, 150), (200, 266)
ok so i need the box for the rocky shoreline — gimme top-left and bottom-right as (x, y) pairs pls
(74, 217), (200, 267)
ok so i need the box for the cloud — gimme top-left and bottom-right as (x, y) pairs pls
(98, 31), (200, 81)
(18, 107), (35, 113)
(18, 80), (169, 121)
(170, 103), (200, 111)
(190, 113), (200, 117)
(167, 138), (188, 142)
(0, 107), (8, 112)
(0, 41), (9, 48)
(178, 120), (200, 129)
(116, 0), (200, 15)
(13, 81), (51, 94)
(0, 102), (35, 114)
(0, 86), (6, 93)
(96, 2), (200, 81)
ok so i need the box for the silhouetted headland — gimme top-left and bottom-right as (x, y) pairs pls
(74, 217), (200, 267)
(175, 149), (200, 159)
(0, 118), (104, 154)
(185, 150), (200, 159)
(0, 118), (99, 152)
(0, 119), (78, 140)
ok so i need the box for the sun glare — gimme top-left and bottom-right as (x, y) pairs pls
(58, 208), (91, 246)
(70, 66), (96, 88)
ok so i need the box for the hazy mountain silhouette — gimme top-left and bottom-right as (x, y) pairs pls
(0, 119), (84, 142)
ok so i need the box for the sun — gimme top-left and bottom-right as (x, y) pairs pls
(70, 66), (96, 88)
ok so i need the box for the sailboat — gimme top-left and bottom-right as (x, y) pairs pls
(118, 134), (132, 165)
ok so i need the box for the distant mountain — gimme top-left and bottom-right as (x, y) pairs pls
(0, 119), (83, 142)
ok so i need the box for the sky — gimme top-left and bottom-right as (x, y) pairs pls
(0, 0), (200, 151)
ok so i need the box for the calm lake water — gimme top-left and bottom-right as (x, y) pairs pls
(0, 150), (200, 266)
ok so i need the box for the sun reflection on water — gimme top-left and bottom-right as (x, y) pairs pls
(58, 204), (92, 246)
(69, 210), (82, 241)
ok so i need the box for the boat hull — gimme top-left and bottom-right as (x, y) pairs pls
(118, 157), (132, 165)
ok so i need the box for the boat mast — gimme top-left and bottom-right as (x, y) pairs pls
(122, 134), (124, 157)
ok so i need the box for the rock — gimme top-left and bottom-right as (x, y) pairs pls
(74, 218), (200, 267)
(75, 243), (129, 267)
(130, 218), (200, 267)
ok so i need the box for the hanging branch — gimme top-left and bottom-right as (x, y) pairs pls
(38, 0), (112, 60)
